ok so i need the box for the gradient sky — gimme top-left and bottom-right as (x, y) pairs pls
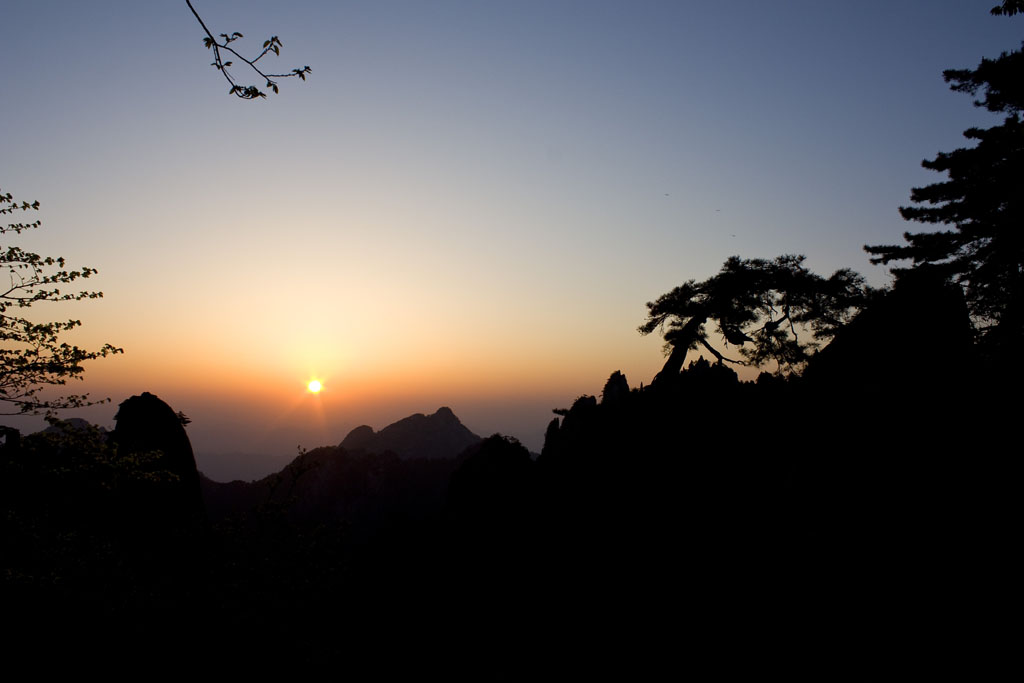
(3, 1), (1019, 480)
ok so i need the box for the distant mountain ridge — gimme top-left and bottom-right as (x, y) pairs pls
(201, 407), (484, 523)
(340, 406), (481, 460)
(40, 417), (106, 436)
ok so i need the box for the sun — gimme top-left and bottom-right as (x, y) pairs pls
(307, 379), (322, 393)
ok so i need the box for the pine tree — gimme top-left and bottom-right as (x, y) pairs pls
(865, 6), (1023, 359)
(639, 255), (869, 382)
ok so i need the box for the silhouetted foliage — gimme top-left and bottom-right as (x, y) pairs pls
(186, 0), (311, 99)
(0, 188), (122, 415)
(991, 1), (1024, 17)
(865, 7), (1023, 361)
(639, 255), (869, 383)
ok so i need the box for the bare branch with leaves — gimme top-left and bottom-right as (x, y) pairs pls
(186, 0), (311, 100)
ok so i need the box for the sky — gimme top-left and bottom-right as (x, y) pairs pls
(2, 1), (1020, 480)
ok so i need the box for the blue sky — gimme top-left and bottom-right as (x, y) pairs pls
(2, 1), (1019, 479)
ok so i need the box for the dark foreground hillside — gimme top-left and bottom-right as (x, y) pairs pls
(1, 332), (1013, 675)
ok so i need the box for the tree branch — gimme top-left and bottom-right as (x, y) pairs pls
(186, 0), (311, 100)
(1, 188), (123, 415)
(698, 338), (743, 365)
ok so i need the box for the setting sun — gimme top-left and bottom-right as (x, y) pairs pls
(307, 380), (322, 393)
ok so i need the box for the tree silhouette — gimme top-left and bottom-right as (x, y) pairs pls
(186, 0), (311, 100)
(0, 188), (122, 415)
(865, 7), (1022, 359)
(639, 255), (869, 383)
(991, 1), (1024, 17)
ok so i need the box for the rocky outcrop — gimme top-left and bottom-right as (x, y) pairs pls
(601, 371), (630, 405)
(111, 392), (205, 530)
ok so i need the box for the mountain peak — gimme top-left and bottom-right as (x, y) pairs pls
(340, 407), (480, 459)
(340, 424), (375, 450)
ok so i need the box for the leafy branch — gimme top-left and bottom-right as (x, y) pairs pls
(186, 0), (311, 100)
(1, 189), (123, 415)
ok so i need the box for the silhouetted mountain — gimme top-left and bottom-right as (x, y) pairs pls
(39, 417), (107, 437)
(112, 392), (204, 516)
(198, 450), (296, 484)
(340, 406), (481, 460)
(201, 406), (484, 532)
(105, 392), (208, 550)
(202, 444), (464, 528)
(445, 434), (537, 553)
